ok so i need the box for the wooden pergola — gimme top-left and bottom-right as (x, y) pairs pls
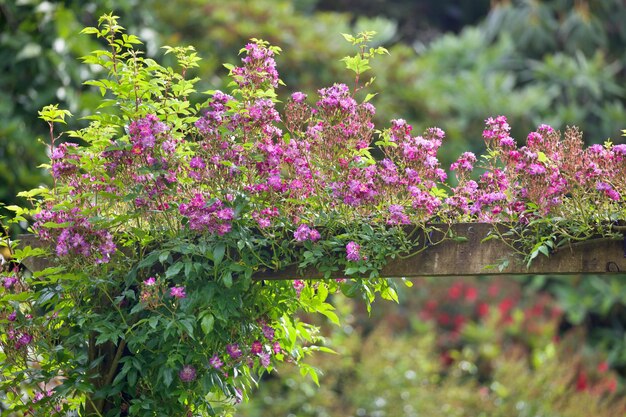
(19, 223), (626, 278)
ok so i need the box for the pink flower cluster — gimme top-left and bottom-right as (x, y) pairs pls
(5, 328), (33, 350)
(50, 142), (80, 179)
(179, 193), (235, 235)
(38, 40), (626, 275)
(458, 118), (626, 221)
(294, 224), (321, 242)
(128, 113), (170, 155)
(209, 323), (280, 373)
(34, 207), (116, 264)
(231, 42), (280, 90)
(346, 241), (361, 262)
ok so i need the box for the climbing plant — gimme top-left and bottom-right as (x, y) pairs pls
(1, 13), (625, 417)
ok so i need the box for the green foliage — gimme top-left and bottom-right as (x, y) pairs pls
(483, 0), (626, 141)
(527, 275), (626, 375)
(237, 280), (625, 417)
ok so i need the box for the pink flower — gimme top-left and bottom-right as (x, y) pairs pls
(143, 277), (156, 286)
(498, 298), (515, 316)
(294, 224), (322, 242)
(576, 371), (588, 391)
(447, 283), (462, 300)
(15, 333), (33, 349)
(251, 340), (263, 354)
(606, 377), (618, 393)
(346, 241), (361, 262)
(209, 354), (223, 369)
(291, 92), (307, 103)
(450, 152), (476, 172)
(387, 204), (410, 225)
(170, 286), (186, 299)
(477, 302), (490, 318)
(179, 365), (196, 383)
(32, 391), (45, 403)
(528, 163), (546, 175)
(308, 228), (321, 241)
(226, 343), (242, 359)
(293, 280), (305, 297)
(259, 352), (270, 367)
(262, 325), (275, 341)
(596, 182), (621, 201)
(294, 224), (311, 241)
(3, 275), (18, 289)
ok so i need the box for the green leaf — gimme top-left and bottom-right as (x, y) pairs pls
(179, 319), (195, 339)
(300, 363), (320, 386)
(158, 251), (171, 264)
(200, 314), (215, 335)
(80, 27), (100, 35)
(165, 262), (184, 279)
(320, 309), (340, 325)
(222, 271), (233, 288)
(364, 93), (378, 102)
(213, 243), (226, 267)
(345, 267), (359, 276)
(381, 287), (399, 303)
(127, 369), (138, 387)
(162, 368), (174, 388)
(341, 33), (355, 43)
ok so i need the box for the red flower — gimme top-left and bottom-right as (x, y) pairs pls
(437, 313), (451, 326)
(529, 303), (544, 317)
(453, 314), (466, 331)
(425, 300), (438, 311)
(447, 282), (463, 300)
(440, 351), (453, 366)
(464, 286), (478, 303)
(606, 377), (617, 393)
(477, 302), (490, 318)
(488, 283), (500, 298)
(498, 298), (515, 316)
(576, 371), (588, 391)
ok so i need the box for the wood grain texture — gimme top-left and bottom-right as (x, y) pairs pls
(256, 223), (626, 279)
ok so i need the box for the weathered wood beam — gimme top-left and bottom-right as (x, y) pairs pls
(16, 224), (626, 278)
(258, 223), (626, 279)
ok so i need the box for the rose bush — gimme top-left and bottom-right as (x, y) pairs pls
(1, 13), (625, 417)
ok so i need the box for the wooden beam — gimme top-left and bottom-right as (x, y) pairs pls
(17, 224), (626, 278)
(258, 223), (626, 279)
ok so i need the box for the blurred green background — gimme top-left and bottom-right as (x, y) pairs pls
(2, 1), (626, 415)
